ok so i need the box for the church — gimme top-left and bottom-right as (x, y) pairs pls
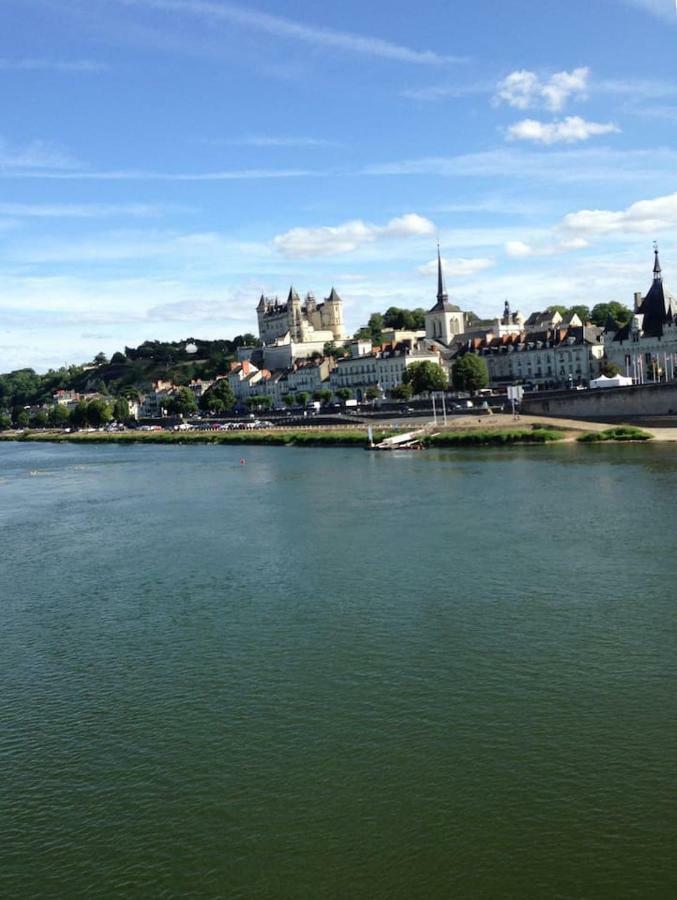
(424, 248), (466, 345)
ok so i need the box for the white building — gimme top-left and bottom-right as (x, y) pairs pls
(257, 287), (345, 346)
(329, 339), (442, 399)
(604, 248), (677, 381)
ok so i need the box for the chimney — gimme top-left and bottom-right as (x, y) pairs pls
(634, 291), (642, 311)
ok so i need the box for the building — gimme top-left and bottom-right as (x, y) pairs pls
(465, 324), (604, 389)
(604, 248), (677, 381)
(424, 248), (465, 346)
(329, 339), (442, 399)
(257, 287), (345, 346)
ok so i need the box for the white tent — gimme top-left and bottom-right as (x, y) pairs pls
(589, 374), (634, 389)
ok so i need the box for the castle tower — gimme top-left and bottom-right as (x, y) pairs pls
(287, 287), (303, 342)
(323, 287), (345, 341)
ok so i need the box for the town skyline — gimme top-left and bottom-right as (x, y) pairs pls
(2, 0), (677, 371)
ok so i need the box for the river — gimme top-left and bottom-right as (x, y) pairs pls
(1, 441), (676, 899)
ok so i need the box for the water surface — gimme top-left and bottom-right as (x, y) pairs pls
(2, 442), (676, 898)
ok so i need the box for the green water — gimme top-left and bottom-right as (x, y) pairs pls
(1, 442), (676, 899)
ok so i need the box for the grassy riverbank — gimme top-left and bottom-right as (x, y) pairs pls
(0, 424), (569, 448)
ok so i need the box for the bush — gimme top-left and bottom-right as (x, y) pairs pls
(578, 426), (653, 443)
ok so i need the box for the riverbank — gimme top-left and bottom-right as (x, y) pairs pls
(0, 421), (583, 448)
(1, 413), (670, 447)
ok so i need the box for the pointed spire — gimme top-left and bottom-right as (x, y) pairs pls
(437, 243), (448, 304)
(653, 241), (662, 281)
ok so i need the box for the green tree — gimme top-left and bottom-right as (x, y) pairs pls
(87, 398), (113, 427)
(200, 380), (236, 414)
(567, 304), (591, 323)
(590, 302), (633, 329)
(364, 386), (380, 400)
(546, 305), (568, 317)
(335, 388), (352, 401)
(70, 400), (89, 428)
(110, 351), (127, 364)
(601, 361), (621, 377)
(403, 361), (449, 395)
(282, 394), (296, 407)
(391, 383), (413, 401)
(383, 307), (426, 330)
(313, 389), (332, 405)
(48, 404), (70, 428)
(31, 410), (49, 428)
(112, 397), (130, 422)
(93, 352), (109, 366)
(14, 409), (30, 428)
(248, 395), (273, 410)
(0, 411), (11, 430)
(451, 355), (489, 393)
(165, 387), (198, 416)
(295, 391), (310, 407)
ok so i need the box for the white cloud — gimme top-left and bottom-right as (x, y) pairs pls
(506, 116), (619, 145)
(273, 213), (435, 258)
(3, 166), (319, 181)
(495, 67), (589, 111)
(0, 202), (169, 219)
(364, 146), (677, 185)
(401, 80), (492, 101)
(622, 0), (676, 23)
(505, 241), (533, 258)
(203, 134), (338, 148)
(560, 191), (677, 237)
(0, 58), (108, 72)
(0, 136), (78, 170)
(114, 0), (460, 64)
(418, 256), (494, 277)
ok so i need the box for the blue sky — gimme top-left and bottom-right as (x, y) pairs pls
(1, 0), (676, 370)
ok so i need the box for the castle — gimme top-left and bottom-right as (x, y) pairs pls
(257, 287), (346, 346)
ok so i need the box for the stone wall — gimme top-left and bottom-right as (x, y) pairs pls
(521, 382), (677, 419)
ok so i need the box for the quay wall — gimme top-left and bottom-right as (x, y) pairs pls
(521, 382), (677, 420)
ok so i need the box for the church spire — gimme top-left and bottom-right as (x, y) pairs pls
(437, 243), (448, 303)
(653, 242), (662, 281)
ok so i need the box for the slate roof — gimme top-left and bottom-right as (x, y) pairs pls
(614, 250), (677, 342)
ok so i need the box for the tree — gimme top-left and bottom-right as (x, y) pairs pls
(391, 383), (413, 401)
(601, 361), (621, 377)
(313, 389), (332, 405)
(70, 400), (89, 428)
(248, 395), (272, 410)
(282, 394), (295, 408)
(200, 380), (235, 414)
(165, 387), (198, 417)
(451, 355), (489, 393)
(364, 386), (380, 400)
(110, 351), (127, 364)
(0, 411), (11, 431)
(48, 404), (70, 428)
(295, 391), (310, 407)
(335, 388), (352, 401)
(233, 333), (262, 348)
(31, 410), (48, 428)
(86, 398), (113, 427)
(403, 361), (449, 395)
(112, 397), (130, 422)
(383, 307), (426, 330)
(590, 302), (633, 329)
(14, 409), (30, 428)
(93, 352), (109, 366)
(567, 304), (591, 323)
(546, 305), (568, 317)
